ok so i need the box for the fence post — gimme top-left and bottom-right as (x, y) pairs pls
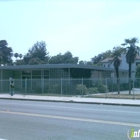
(61, 78), (62, 96)
(112, 78), (113, 94)
(105, 78), (107, 98)
(1, 79), (3, 92)
(41, 78), (44, 94)
(25, 78), (27, 95)
(133, 79), (135, 100)
(82, 78), (83, 97)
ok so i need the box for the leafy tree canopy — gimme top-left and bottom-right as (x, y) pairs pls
(14, 53), (19, 59)
(23, 41), (49, 64)
(91, 50), (111, 65)
(0, 40), (13, 65)
(79, 60), (93, 65)
(111, 46), (125, 57)
(28, 57), (45, 65)
(49, 51), (78, 64)
(122, 37), (140, 64)
(91, 46), (125, 65)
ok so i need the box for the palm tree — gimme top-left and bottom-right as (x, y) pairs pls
(122, 37), (140, 94)
(14, 53), (19, 60)
(113, 56), (121, 94)
(19, 54), (23, 59)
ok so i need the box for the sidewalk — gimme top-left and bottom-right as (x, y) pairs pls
(0, 94), (140, 106)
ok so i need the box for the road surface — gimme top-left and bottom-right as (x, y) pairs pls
(0, 100), (140, 140)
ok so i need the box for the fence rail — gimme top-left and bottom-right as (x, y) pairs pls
(1, 78), (140, 99)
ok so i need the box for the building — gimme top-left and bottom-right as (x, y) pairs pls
(0, 64), (128, 80)
(0, 63), (128, 93)
(101, 53), (140, 79)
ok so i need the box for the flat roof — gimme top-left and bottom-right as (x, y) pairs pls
(0, 64), (128, 72)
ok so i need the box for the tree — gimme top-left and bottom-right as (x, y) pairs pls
(91, 47), (125, 65)
(122, 37), (140, 94)
(79, 60), (86, 65)
(111, 46), (125, 57)
(113, 56), (121, 94)
(79, 60), (93, 65)
(91, 50), (111, 65)
(28, 58), (45, 65)
(63, 51), (78, 64)
(0, 40), (13, 65)
(14, 53), (19, 60)
(24, 41), (49, 64)
(23, 53), (30, 64)
(16, 59), (25, 65)
(49, 51), (78, 64)
(19, 54), (23, 59)
(111, 46), (125, 94)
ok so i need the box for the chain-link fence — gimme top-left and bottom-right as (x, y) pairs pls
(1, 78), (140, 99)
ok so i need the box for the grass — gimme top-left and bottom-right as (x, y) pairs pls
(18, 92), (140, 99)
(22, 93), (74, 97)
(88, 93), (140, 99)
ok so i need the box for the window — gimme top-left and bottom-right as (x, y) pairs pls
(32, 70), (41, 79)
(22, 70), (31, 79)
(44, 70), (49, 79)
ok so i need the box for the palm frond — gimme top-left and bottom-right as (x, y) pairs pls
(121, 43), (126, 46)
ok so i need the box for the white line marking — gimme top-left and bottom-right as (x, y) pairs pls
(0, 139), (7, 140)
(39, 105), (140, 114)
(0, 110), (139, 127)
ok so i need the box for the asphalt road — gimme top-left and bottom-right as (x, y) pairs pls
(0, 100), (140, 140)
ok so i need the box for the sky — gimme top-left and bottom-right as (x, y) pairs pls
(1, 0), (140, 61)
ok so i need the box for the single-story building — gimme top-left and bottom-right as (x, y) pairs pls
(0, 64), (128, 93)
(0, 64), (128, 79)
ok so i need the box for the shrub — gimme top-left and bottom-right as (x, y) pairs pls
(76, 84), (87, 95)
(48, 84), (61, 94)
(95, 81), (109, 93)
(35, 86), (42, 93)
(108, 83), (129, 92)
(64, 85), (79, 95)
(87, 87), (99, 94)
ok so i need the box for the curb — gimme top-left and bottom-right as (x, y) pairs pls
(0, 97), (140, 107)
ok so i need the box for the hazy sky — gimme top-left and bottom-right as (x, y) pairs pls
(0, 0), (140, 61)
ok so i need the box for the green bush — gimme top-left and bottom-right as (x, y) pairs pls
(87, 87), (99, 94)
(108, 83), (129, 92)
(62, 85), (77, 95)
(48, 84), (61, 94)
(35, 86), (42, 93)
(95, 81), (109, 93)
(112, 84), (118, 91)
(76, 84), (87, 95)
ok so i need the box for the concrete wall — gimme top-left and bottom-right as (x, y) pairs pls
(119, 54), (128, 70)
(2, 70), (13, 79)
(14, 71), (22, 79)
(91, 70), (102, 79)
(102, 54), (129, 71)
(102, 62), (114, 68)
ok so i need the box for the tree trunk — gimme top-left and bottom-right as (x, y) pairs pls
(117, 77), (120, 94)
(129, 63), (131, 94)
(116, 67), (120, 94)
